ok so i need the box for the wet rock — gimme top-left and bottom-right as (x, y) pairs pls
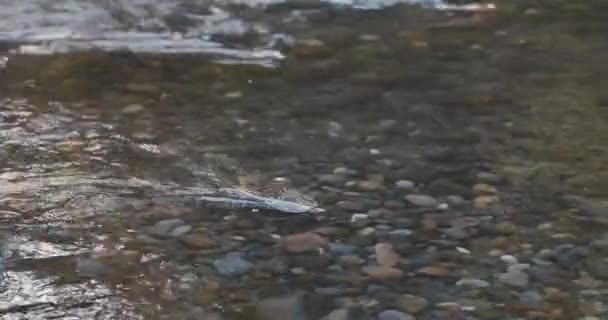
(555, 244), (587, 271)
(498, 271), (529, 287)
(179, 233), (217, 249)
(446, 195), (466, 207)
(362, 266), (404, 280)
(76, 257), (111, 277)
(338, 255), (365, 268)
(283, 232), (328, 253)
(375, 243), (400, 267)
(330, 243), (359, 256)
(500, 255), (518, 265)
(405, 194), (438, 207)
(388, 229), (414, 239)
(377, 310), (414, 320)
(394, 294), (429, 314)
(395, 180), (415, 190)
(456, 278), (490, 288)
(149, 218), (186, 238)
(213, 252), (253, 277)
(169, 225), (192, 237)
(337, 200), (367, 211)
(319, 174), (347, 186)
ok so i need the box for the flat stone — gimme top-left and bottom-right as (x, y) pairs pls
(122, 104), (145, 114)
(395, 180), (415, 190)
(417, 265), (450, 277)
(169, 225), (192, 237)
(375, 243), (400, 267)
(446, 195), (466, 207)
(179, 234), (217, 249)
(283, 232), (328, 253)
(405, 194), (438, 207)
(395, 294), (429, 314)
(473, 195), (499, 208)
(388, 229), (414, 238)
(213, 253), (253, 277)
(377, 310), (415, 320)
(149, 218), (185, 238)
(322, 308), (349, 320)
(498, 271), (529, 287)
(456, 278), (490, 288)
(329, 244), (359, 255)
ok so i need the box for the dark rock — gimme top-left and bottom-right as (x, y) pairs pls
(330, 243), (360, 256)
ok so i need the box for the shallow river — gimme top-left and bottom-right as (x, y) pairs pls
(0, 1), (607, 319)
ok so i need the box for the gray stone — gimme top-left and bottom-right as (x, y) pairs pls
(377, 310), (415, 320)
(329, 243), (359, 255)
(498, 271), (529, 287)
(446, 195), (466, 207)
(405, 194), (438, 207)
(388, 229), (414, 238)
(456, 278), (490, 288)
(149, 218), (185, 238)
(395, 180), (415, 190)
(213, 253), (253, 277)
(169, 225), (192, 237)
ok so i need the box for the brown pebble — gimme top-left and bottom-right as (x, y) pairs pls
(179, 234), (217, 249)
(375, 243), (400, 267)
(283, 232), (328, 253)
(417, 265), (450, 277)
(362, 265), (404, 280)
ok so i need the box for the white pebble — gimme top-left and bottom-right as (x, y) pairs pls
(500, 255), (518, 265)
(351, 213), (368, 222)
(456, 247), (471, 255)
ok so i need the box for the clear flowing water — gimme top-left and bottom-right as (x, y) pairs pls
(0, 1), (607, 319)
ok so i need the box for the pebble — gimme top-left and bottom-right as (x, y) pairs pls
(388, 229), (414, 238)
(329, 243), (359, 256)
(283, 232), (328, 253)
(417, 266), (450, 277)
(122, 104), (145, 114)
(405, 194), (438, 207)
(456, 278), (490, 288)
(319, 174), (347, 186)
(395, 294), (429, 314)
(472, 183), (498, 195)
(498, 271), (529, 287)
(338, 255), (365, 268)
(395, 180), (415, 190)
(377, 310), (415, 320)
(446, 195), (466, 207)
(500, 255), (518, 265)
(179, 234), (217, 249)
(362, 266), (404, 280)
(351, 213), (369, 223)
(213, 253), (253, 277)
(375, 243), (400, 267)
(357, 180), (383, 191)
(473, 195), (499, 208)
(149, 218), (185, 238)
(169, 225), (192, 237)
